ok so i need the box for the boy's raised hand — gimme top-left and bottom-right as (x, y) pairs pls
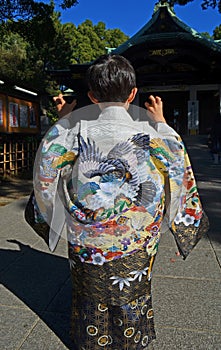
(53, 94), (77, 118)
(145, 95), (166, 124)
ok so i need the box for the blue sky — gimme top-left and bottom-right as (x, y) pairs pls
(58, 0), (221, 37)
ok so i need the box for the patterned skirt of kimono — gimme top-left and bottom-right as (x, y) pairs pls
(69, 248), (156, 350)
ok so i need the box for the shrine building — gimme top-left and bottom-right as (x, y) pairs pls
(50, 0), (221, 135)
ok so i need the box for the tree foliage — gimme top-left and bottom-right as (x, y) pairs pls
(1, 0), (221, 23)
(213, 24), (221, 39)
(63, 20), (128, 64)
(0, 0), (78, 22)
(200, 31), (212, 39)
(0, 7), (128, 95)
(0, 10), (73, 94)
(200, 0), (221, 12)
(161, 0), (221, 13)
(0, 32), (30, 79)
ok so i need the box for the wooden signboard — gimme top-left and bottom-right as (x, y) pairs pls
(0, 94), (40, 134)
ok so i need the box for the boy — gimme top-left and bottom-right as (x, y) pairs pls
(32, 55), (209, 349)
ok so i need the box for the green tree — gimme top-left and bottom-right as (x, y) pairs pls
(213, 24), (221, 39)
(1, 0), (221, 23)
(105, 28), (129, 49)
(161, 0), (221, 13)
(0, 32), (31, 81)
(200, 31), (212, 39)
(70, 20), (129, 63)
(3, 7), (74, 92)
(0, 0), (78, 22)
(0, 8), (128, 94)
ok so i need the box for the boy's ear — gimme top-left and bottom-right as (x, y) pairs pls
(127, 87), (138, 103)
(88, 91), (99, 104)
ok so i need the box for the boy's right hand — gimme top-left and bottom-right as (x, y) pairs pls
(53, 94), (77, 118)
(145, 95), (166, 124)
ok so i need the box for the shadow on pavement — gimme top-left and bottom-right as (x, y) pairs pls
(200, 188), (221, 245)
(183, 135), (221, 245)
(0, 179), (33, 198)
(0, 240), (74, 349)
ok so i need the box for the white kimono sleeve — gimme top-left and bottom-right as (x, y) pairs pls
(33, 117), (80, 251)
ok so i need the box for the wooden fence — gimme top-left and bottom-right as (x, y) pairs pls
(0, 139), (39, 177)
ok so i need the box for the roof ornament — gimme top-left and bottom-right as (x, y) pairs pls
(154, 0), (175, 13)
(160, 0), (174, 4)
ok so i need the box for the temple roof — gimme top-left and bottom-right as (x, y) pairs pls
(114, 1), (221, 55)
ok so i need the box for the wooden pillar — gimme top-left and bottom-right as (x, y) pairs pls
(21, 142), (25, 170)
(9, 141), (13, 175)
(15, 142), (18, 175)
(188, 86), (199, 135)
(27, 142), (30, 170)
(3, 143), (7, 176)
(219, 85), (221, 116)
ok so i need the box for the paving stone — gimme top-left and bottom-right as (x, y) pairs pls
(0, 246), (70, 312)
(46, 278), (72, 313)
(213, 249), (221, 267)
(152, 278), (221, 334)
(208, 232), (221, 252)
(159, 230), (177, 248)
(19, 313), (72, 350)
(0, 239), (31, 273)
(154, 327), (221, 350)
(0, 284), (28, 309)
(154, 246), (221, 280)
(33, 236), (69, 258)
(0, 306), (38, 350)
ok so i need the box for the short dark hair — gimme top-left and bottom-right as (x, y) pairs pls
(86, 54), (136, 102)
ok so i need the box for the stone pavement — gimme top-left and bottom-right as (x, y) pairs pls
(0, 135), (220, 350)
(0, 178), (33, 206)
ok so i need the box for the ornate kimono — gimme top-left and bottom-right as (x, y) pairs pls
(32, 105), (209, 350)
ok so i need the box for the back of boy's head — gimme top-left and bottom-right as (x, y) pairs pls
(87, 54), (136, 103)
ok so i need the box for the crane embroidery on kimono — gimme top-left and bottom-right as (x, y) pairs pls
(76, 134), (157, 215)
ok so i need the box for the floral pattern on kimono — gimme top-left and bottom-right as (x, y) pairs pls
(31, 106), (209, 350)
(33, 106), (209, 260)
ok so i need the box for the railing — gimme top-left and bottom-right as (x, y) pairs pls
(0, 139), (39, 177)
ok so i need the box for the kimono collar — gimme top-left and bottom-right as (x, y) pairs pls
(98, 106), (133, 122)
